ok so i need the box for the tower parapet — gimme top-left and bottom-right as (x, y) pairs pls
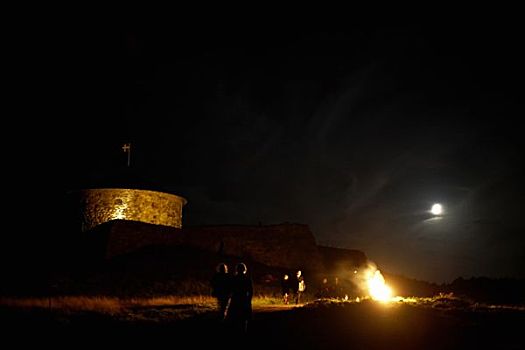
(79, 188), (187, 231)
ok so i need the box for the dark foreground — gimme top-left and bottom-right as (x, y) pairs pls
(3, 300), (524, 349)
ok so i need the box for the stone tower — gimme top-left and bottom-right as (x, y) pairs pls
(78, 188), (187, 232)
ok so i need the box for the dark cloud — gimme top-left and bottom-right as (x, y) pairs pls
(41, 24), (525, 282)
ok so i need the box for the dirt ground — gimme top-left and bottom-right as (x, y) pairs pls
(3, 300), (524, 349)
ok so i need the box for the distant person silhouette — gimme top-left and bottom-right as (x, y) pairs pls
(294, 270), (306, 304)
(317, 277), (331, 298)
(281, 274), (291, 304)
(210, 263), (231, 320)
(225, 262), (253, 334)
(333, 276), (345, 299)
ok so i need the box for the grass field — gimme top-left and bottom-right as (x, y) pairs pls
(2, 293), (524, 349)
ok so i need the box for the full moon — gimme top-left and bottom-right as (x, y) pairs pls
(431, 203), (443, 215)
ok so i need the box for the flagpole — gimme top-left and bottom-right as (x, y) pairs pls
(122, 143), (131, 167)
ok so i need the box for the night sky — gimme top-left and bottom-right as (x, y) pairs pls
(34, 24), (525, 283)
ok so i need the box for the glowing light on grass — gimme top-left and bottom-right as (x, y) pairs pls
(367, 270), (393, 302)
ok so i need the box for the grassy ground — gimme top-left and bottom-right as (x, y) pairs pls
(2, 294), (524, 349)
(0, 294), (291, 324)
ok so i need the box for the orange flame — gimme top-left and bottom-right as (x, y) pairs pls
(367, 270), (393, 302)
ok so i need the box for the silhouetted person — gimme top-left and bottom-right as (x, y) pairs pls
(294, 270), (306, 304)
(317, 277), (331, 298)
(210, 263), (231, 320)
(281, 274), (291, 304)
(333, 276), (345, 299)
(225, 262), (253, 334)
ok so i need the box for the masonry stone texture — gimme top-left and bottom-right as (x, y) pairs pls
(78, 188), (367, 273)
(79, 188), (187, 232)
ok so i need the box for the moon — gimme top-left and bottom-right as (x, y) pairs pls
(430, 203), (443, 215)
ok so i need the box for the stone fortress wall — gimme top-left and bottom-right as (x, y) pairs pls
(77, 188), (366, 273)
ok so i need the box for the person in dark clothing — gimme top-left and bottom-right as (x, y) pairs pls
(295, 270), (306, 304)
(225, 262), (253, 334)
(333, 276), (345, 299)
(317, 277), (331, 298)
(210, 262), (231, 320)
(281, 274), (291, 304)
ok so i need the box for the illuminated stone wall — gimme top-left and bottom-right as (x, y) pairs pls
(79, 188), (187, 231)
(182, 223), (324, 271)
(88, 221), (324, 271)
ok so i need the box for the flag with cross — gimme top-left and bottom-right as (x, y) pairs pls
(122, 143), (131, 167)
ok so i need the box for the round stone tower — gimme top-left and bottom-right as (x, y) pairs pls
(79, 188), (187, 232)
